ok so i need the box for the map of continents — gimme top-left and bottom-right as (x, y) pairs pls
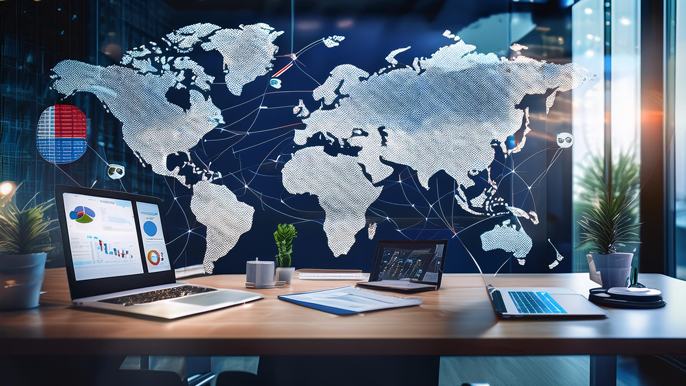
(50, 22), (591, 272)
(284, 33), (591, 258)
(50, 23), (282, 273)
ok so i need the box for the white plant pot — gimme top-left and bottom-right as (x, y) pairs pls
(275, 267), (295, 285)
(0, 253), (47, 311)
(588, 252), (633, 289)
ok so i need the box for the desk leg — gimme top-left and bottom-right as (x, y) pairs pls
(590, 355), (617, 386)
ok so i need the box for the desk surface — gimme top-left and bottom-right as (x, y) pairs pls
(1, 270), (685, 356)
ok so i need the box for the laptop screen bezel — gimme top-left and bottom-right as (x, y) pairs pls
(55, 185), (176, 300)
(369, 239), (449, 289)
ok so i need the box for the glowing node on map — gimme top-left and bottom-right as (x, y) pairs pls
(36, 105), (87, 164)
(505, 135), (516, 150)
(557, 132), (574, 148)
(107, 164), (126, 180)
(269, 78), (282, 89)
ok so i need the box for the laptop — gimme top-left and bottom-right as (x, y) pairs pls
(483, 273), (606, 318)
(55, 185), (263, 319)
(356, 240), (448, 293)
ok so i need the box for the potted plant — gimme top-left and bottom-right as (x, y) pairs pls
(0, 191), (57, 310)
(578, 159), (641, 289)
(274, 223), (297, 284)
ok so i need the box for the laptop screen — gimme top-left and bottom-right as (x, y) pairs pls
(371, 241), (447, 284)
(62, 192), (170, 281)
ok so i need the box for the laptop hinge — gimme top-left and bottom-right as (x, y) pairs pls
(488, 285), (507, 313)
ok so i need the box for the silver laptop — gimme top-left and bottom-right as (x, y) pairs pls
(486, 281), (606, 318)
(55, 185), (263, 319)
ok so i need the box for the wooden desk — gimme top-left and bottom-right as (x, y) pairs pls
(1, 270), (684, 358)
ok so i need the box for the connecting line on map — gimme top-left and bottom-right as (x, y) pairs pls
(490, 157), (538, 213)
(495, 146), (559, 191)
(518, 147), (564, 210)
(245, 185), (325, 225)
(293, 61), (322, 86)
(167, 226), (205, 245)
(295, 38), (325, 57)
(246, 137), (294, 186)
(215, 107), (260, 131)
(232, 131), (294, 155)
(435, 180), (456, 234)
(221, 90), (313, 112)
(451, 214), (507, 240)
(495, 256), (512, 276)
(271, 33), (325, 80)
(279, 195), (326, 214)
(397, 170), (439, 227)
(163, 177), (194, 265)
(224, 81), (272, 153)
(53, 164), (82, 186)
(455, 233), (486, 279)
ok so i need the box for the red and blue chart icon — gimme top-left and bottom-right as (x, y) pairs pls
(36, 105), (87, 164)
(147, 250), (162, 266)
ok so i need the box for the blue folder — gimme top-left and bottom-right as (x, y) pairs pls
(277, 286), (422, 315)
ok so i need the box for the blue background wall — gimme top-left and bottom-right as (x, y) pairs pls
(0, 0), (577, 274)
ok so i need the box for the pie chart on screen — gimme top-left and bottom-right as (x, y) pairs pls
(143, 221), (157, 237)
(147, 250), (161, 266)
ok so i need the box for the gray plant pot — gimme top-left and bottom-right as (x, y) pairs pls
(588, 252), (633, 289)
(275, 267), (295, 285)
(0, 253), (47, 311)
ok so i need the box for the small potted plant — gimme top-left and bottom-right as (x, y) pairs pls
(274, 223), (297, 284)
(578, 165), (641, 289)
(0, 190), (57, 310)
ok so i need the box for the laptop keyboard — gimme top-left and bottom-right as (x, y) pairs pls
(508, 291), (567, 314)
(99, 285), (216, 306)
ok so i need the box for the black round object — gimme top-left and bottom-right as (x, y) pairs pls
(588, 288), (666, 309)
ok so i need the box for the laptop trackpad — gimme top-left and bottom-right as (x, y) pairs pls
(171, 290), (255, 306)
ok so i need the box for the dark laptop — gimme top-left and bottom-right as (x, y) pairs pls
(356, 240), (448, 293)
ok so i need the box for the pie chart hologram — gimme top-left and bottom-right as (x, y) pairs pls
(143, 221), (157, 237)
(69, 206), (96, 223)
(147, 250), (161, 266)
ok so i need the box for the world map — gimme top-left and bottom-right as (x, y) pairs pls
(49, 22), (591, 273)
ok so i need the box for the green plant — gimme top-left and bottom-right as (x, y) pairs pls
(0, 195), (57, 255)
(577, 153), (641, 255)
(274, 223), (297, 267)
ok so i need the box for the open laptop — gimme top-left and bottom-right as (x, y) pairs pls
(356, 240), (448, 293)
(482, 271), (606, 318)
(55, 185), (263, 319)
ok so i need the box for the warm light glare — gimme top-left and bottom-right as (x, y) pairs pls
(0, 182), (14, 196)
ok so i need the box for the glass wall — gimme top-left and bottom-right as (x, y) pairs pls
(673, 0), (686, 279)
(571, 0), (641, 272)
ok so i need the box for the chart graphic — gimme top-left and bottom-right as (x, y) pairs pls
(147, 250), (162, 266)
(36, 105), (87, 164)
(143, 221), (158, 237)
(88, 237), (134, 262)
(69, 206), (96, 224)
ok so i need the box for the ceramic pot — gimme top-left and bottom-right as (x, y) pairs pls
(588, 252), (633, 289)
(0, 253), (47, 311)
(275, 267), (295, 285)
